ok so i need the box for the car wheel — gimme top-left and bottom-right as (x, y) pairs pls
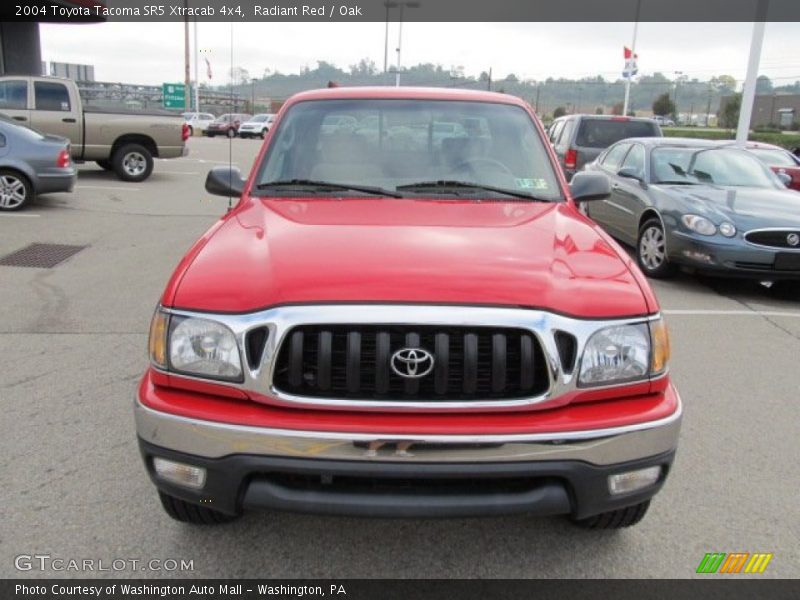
(158, 492), (239, 525)
(260, 130), (266, 139)
(187, 125), (194, 137)
(113, 143), (154, 182)
(0, 169), (32, 211)
(207, 133), (215, 138)
(96, 159), (113, 171)
(637, 218), (676, 278)
(571, 500), (650, 529)
(227, 128), (236, 138)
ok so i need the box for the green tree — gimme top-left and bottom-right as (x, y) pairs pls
(553, 106), (567, 118)
(720, 93), (742, 128)
(595, 106), (604, 115)
(652, 92), (676, 116)
(756, 75), (773, 94)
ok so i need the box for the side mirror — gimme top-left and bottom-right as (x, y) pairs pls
(569, 171), (611, 202)
(205, 166), (246, 197)
(776, 171), (792, 187)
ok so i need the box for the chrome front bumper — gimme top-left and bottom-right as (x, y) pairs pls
(134, 389), (682, 467)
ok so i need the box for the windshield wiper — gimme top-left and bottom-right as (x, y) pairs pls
(656, 180), (699, 185)
(255, 179), (403, 198)
(396, 180), (553, 201)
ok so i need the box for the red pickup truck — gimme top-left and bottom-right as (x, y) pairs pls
(136, 87), (681, 528)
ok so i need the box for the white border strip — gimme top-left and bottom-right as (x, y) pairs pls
(664, 309), (800, 318)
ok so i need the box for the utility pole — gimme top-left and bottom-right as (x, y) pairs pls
(705, 83), (713, 127)
(394, 1), (420, 87)
(193, 19), (199, 112)
(383, 1), (395, 84)
(736, 0), (768, 146)
(183, 0), (190, 110)
(535, 83), (541, 113)
(487, 67), (492, 91)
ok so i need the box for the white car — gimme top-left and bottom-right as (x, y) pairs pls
(653, 115), (676, 127)
(237, 114), (275, 139)
(182, 112), (216, 135)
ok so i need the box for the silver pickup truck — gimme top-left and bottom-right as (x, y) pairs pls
(0, 76), (188, 182)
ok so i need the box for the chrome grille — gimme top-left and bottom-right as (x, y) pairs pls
(272, 325), (551, 402)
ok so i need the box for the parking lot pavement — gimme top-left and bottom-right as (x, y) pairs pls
(1, 136), (798, 579)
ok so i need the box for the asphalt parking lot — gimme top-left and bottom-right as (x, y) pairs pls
(2, 136), (798, 579)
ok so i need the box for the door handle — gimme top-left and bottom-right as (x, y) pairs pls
(12, 116), (27, 122)
(62, 117), (76, 123)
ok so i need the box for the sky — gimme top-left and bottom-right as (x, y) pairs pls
(39, 21), (800, 88)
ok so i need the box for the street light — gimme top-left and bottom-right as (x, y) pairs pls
(383, 1), (396, 81)
(388, 1), (420, 87)
(673, 71), (686, 122)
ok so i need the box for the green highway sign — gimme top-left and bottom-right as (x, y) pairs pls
(162, 83), (186, 109)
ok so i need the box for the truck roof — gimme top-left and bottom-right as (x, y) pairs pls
(286, 86), (529, 107)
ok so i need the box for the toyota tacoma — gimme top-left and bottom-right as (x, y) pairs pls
(136, 87), (681, 528)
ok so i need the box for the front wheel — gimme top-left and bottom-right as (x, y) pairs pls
(112, 143), (154, 182)
(158, 492), (239, 525)
(187, 125), (194, 137)
(0, 169), (32, 211)
(637, 218), (676, 278)
(571, 500), (650, 529)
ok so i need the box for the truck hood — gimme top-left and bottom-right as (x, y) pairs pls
(168, 197), (651, 318)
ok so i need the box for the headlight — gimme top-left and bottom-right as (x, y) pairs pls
(718, 221), (736, 237)
(168, 315), (243, 381)
(579, 320), (668, 387)
(682, 214), (716, 236)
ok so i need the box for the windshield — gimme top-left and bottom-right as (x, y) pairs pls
(575, 119), (659, 148)
(651, 147), (781, 187)
(214, 114), (232, 123)
(250, 114), (270, 122)
(749, 148), (798, 168)
(254, 98), (561, 200)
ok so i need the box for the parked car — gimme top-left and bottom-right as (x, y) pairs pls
(237, 114), (275, 139)
(182, 112), (216, 136)
(0, 115), (76, 211)
(136, 86), (681, 530)
(653, 115), (676, 127)
(205, 113), (251, 138)
(0, 76), (188, 182)
(584, 137), (800, 280)
(548, 114), (662, 181)
(733, 141), (800, 192)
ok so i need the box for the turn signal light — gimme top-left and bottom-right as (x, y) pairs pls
(148, 309), (169, 368)
(650, 319), (671, 374)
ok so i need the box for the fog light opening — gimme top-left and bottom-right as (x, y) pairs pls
(153, 457), (206, 490)
(608, 466), (661, 495)
(681, 249), (713, 264)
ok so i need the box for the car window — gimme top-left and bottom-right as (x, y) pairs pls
(0, 80), (28, 110)
(548, 120), (564, 143)
(575, 119), (659, 148)
(601, 143), (632, 171)
(555, 119), (574, 151)
(749, 148), (798, 167)
(652, 147), (779, 187)
(34, 82), (71, 111)
(621, 144), (646, 175)
(257, 98), (562, 201)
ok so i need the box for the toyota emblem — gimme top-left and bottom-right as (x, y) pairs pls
(390, 348), (435, 378)
(787, 233), (800, 247)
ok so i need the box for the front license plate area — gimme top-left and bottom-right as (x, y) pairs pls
(774, 252), (800, 271)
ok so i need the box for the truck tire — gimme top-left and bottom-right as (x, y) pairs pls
(158, 491), (239, 525)
(113, 143), (154, 182)
(0, 169), (33, 211)
(571, 500), (650, 529)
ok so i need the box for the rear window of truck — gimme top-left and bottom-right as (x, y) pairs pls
(575, 119), (659, 149)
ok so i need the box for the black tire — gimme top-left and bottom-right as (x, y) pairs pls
(187, 125), (194, 137)
(112, 143), (154, 182)
(259, 130), (266, 139)
(227, 128), (236, 138)
(206, 133), (215, 138)
(571, 500), (651, 529)
(96, 159), (113, 171)
(637, 218), (676, 278)
(0, 169), (33, 211)
(158, 491), (239, 525)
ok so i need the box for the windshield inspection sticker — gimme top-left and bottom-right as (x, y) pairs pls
(516, 178), (549, 190)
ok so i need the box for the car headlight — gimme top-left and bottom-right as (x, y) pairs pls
(578, 319), (670, 386)
(682, 214), (716, 236)
(718, 221), (736, 237)
(157, 313), (243, 381)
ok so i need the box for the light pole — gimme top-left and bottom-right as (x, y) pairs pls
(393, 1), (420, 87)
(383, 1), (396, 82)
(673, 71), (685, 122)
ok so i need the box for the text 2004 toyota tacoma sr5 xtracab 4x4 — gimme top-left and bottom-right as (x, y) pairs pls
(135, 87), (681, 528)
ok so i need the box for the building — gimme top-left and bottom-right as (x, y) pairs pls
(721, 93), (800, 129)
(50, 62), (95, 82)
